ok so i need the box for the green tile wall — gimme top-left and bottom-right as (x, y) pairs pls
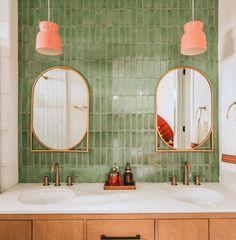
(18, 0), (219, 183)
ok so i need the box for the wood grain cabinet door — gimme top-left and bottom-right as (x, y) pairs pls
(33, 220), (84, 240)
(210, 219), (236, 240)
(0, 220), (32, 240)
(157, 219), (208, 240)
(87, 220), (154, 240)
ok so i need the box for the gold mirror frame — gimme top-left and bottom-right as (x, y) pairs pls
(155, 66), (214, 152)
(30, 66), (89, 152)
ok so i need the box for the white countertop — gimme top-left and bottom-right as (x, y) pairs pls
(0, 183), (236, 214)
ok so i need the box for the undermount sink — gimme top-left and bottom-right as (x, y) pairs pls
(170, 187), (224, 205)
(18, 188), (75, 205)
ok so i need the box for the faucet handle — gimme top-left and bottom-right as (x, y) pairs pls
(194, 175), (201, 185)
(42, 176), (50, 186)
(170, 176), (177, 185)
(66, 176), (78, 186)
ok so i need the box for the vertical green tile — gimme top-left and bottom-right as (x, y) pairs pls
(18, 0), (219, 183)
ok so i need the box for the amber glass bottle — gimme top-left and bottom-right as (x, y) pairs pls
(123, 162), (133, 185)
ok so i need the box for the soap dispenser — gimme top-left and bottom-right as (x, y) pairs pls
(123, 162), (133, 185)
(108, 164), (120, 186)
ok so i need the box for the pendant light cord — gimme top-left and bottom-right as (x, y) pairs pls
(48, 0), (50, 21)
(192, 0), (194, 21)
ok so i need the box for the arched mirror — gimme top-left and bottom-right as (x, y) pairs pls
(155, 66), (214, 152)
(30, 66), (89, 152)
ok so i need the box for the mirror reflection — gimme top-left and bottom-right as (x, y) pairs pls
(156, 67), (212, 150)
(31, 66), (89, 150)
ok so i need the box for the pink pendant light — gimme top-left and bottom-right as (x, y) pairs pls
(35, 0), (62, 56)
(181, 0), (207, 56)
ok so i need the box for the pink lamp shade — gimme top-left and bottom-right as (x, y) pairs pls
(181, 21), (207, 56)
(35, 21), (62, 56)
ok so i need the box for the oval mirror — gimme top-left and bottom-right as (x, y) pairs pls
(31, 66), (89, 152)
(155, 66), (213, 151)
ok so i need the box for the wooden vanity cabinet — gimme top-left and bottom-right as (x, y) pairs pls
(210, 219), (236, 240)
(87, 220), (155, 240)
(3, 214), (236, 240)
(157, 219), (209, 240)
(0, 220), (31, 240)
(33, 220), (84, 240)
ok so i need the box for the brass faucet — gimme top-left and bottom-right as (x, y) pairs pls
(183, 161), (191, 185)
(51, 161), (60, 186)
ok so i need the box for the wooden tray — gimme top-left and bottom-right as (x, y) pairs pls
(104, 181), (136, 190)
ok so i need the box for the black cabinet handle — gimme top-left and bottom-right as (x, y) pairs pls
(101, 235), (140, 239)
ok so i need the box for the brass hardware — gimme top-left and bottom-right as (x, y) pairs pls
(194, 175), (201, 185)
(183, 161), (191, 185)
(195, 106), (207, 121)
(101, 235), (141, 239)
(170, 176), (177, 185)
(51, 161), (60, 186)
(226, 102), (236, 119)
(74, 105), (87, 110)
(66, 176), (73, 186)
(30, 66), (89, 152)
(43, 176), (49, 186)
(155, 65), (214, 152)
(42, 75), (48, 80)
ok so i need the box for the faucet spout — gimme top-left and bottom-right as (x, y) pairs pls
(183, 161), (191, 185)
(51, 161), (60, 186)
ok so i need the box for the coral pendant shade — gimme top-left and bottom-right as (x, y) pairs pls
(35, 21), (62, 56)
(181, 21), (207, 56)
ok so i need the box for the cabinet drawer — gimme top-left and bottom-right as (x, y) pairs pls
(0, 220), (31, 240)
(87, 220), (154, 240)
(210, 219), (236, 240)
(33, 220), (84, 240)
(158, 219), (208, 240)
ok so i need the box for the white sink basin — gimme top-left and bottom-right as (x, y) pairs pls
(170, 188), (224, 205)
(18, 189), (75, 205)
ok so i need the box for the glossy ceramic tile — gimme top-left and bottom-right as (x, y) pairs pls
(18, 0), (219, 183)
